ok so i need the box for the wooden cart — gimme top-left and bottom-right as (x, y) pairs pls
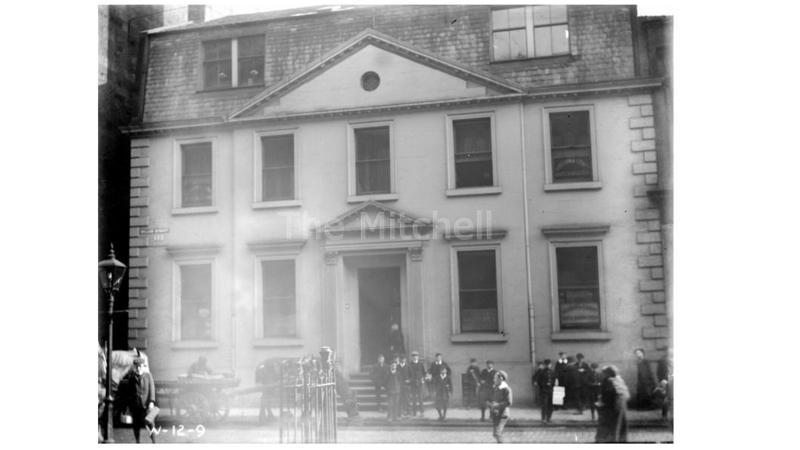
(155, 376), (241, 424)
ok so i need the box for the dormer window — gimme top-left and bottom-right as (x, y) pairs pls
(201, 36), (264, 90)
(491, 5), (569, 61)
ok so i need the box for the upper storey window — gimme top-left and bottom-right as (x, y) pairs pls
(491, 5), (569, 61)
(202, 36), (265, 90)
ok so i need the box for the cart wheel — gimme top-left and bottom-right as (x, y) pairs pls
(177, 393), (210, 423)
(208, 392), (231, 423)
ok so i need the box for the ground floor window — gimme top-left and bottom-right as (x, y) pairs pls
(260, 259), (297, 337)
(452, 246), (502, 333)
(178, 262), (213, 340)
(555, 245), (602, 330)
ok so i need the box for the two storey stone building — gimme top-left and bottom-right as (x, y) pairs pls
(122, 4), (671, 403)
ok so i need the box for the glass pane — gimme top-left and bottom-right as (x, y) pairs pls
(205, 61), (231, 88)
(262, 167), (294, 200)
(493, 31), (511, 60)
(455, 160), (493, 188)
(556, 246), (599, 286)
(454, 118), (491, 155)
(460, 308), (498, 332)
(533, 5), (551, 26)
(550, 111), (591, 148)
(491, 8), (509, 30)
(550, 5), (567, 24)
(510, 29), (527, 59)
(458, 250), (497, 290)
(183, 143), (212, 174)
(203, 40), (231, 61)
(239, 57), (264, 86)
(507, 7), (526, 28)
(262, 260), (295, 298)
(182, 143), (212, 207)
(534, 26), (552, 57)
(356, 160), (390, 194)
(355, 127), (390, 161)
(238, 35), (264, 57)
(181, 264), (212, 340)
(551, 24), (569, 55)
(262, 135), (294, 168)
(556, 246), (600, 330)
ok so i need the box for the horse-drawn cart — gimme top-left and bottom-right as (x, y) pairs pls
(155, 376), (241, 424)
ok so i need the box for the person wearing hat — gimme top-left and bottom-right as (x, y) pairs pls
(119, 357), (157, 443)
(489, 370), (513, 443)
(408, 351), (427, 416)
(384, 360), (404, 423)
(397, 354), (412, 417)
(466, 358), (482, 408)
(478, 360), (497, 421)
(370, 354), (388, 412)
(433, 366), (453, 421)
(574, 353), (592, 415)
(534, 359), (556, 423)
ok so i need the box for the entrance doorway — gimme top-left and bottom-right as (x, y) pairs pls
(358, 267), (401, 368)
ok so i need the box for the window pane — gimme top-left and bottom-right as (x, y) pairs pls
(509, 29), (528, 59)
(238, 57), (264, 86)
(550, 111), (592, 182)
(263, 167), (294, 200)
(550, 5), (567, 24)
(181, 264), (212, 340)
(458, 250), (498, 333)
(458, 250), (497, 290)
(355, 127), (391, 194)
(534, 26), (553, 57)
(262, 135), (294, 168)
(551, 24), (569, 55)
(493, 31), (511, 60)
(533, 5), (551, 26)
(454, 118), (493, 188)
(203, 40), (231, 61)
(204, 61), (231, 88)
(238, 36), (264, 57)
(507, 7), (526, 28)
(550, 111), (590, 147)
(460, 308), (498, 333)
(491, 9), (509, 30)
(556, 247), (601, 330)
(182, 143), (212, 207)
(262, 260), (296, 337)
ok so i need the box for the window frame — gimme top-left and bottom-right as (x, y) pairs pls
(172, 258), (217, 344)
(347, 120), (398, 203)
(254, 253), (302, 344)
(253, 129), (301, 209)
(490, 5), (570, 62)
(198, 35), (265, 91)
(173, 137), (218, 215)
(450, 244), (504, 337)
(547, 238), (609, 339)
(445, 112), (502, 197)
(543, 105), (602, 191)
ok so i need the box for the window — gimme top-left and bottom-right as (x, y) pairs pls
(491, 5), (569, 61)
(201, 36), (264, 90)
(452, 246), (502, 334)
(260, 259), (297, 337)
(174, 138), (216, 212)
(254, 131), (297, 206)
(446, 113), (500, 196)
(181, 142), (212, 208)
(178, 262), (213, 340)
(555, 246), (601, 330)
(543, 106), (600, 190)
(348, 121), (396, 202)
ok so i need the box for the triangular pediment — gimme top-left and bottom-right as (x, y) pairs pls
(230, 29), (523, 119)
(319, 201), (432, 236)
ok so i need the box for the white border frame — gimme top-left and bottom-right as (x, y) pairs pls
(253, 128), (302, 209)
(172, 136), (219, 214)
(547, 239), (608, 335)
(445, 111), (502, 197)
(172, 257), (217, 344)
(542, 105), (602, 191)
(347, 120), (398, 203)
(449, 243), (504, 335)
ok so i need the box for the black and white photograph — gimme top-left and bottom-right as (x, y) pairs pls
(94, 2), (677, 444)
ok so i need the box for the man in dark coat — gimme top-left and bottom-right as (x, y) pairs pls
(119, 357), (157, 443)
(595, 366), (630, 443)
(574, 353), (592, 414)
(656, 348), (673, 420)
(433, 369), (453, 421)
(489, 370), (513, 443)
(554, 352), (568, 410)
(397, 354), (411, 417)
(479, 360), (497, 421)
(564, 355), (580, 410)
(369, 354), (388, 411)
(408, 351), (427, 416)
(534, 359), (555, 423)
(388, 323), (406, 358)
(531, 361), (544, 406)
(588, 362), (604, 421)
(634, 348), (656, 409)
(384, 361), (403, 422)
(466, 358), (482, 408)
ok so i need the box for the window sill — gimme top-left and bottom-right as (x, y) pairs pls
(347, 193), (399, 203)
(550, 331), (611, 341)
(252, 199), (302, 210)
(446, 186), (502, 197)
(197, 85), (264, 93)
(172, 206), (219, 216)
(450, 333), (508, 343)
(491, 53), (574, 66)
(253, 337), (304, 348)
(171, 341), (220, 349)
(544, 181), (603, 192)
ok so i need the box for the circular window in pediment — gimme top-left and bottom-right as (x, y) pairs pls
(360, 71), (380, 92)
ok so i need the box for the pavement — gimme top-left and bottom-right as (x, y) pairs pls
(161, 404), (671, 429)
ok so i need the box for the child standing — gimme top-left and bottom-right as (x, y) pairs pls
(433, 370), (453, 421)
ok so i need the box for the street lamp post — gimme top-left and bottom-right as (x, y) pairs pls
(98, 244), (127, 444)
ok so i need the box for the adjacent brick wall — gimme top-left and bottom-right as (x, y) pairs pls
(142, 5), (637, 123)
(128, 138), (151, 349)
(629, 93), (669, 351)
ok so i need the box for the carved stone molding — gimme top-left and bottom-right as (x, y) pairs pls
(324, 251), (339, 265)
